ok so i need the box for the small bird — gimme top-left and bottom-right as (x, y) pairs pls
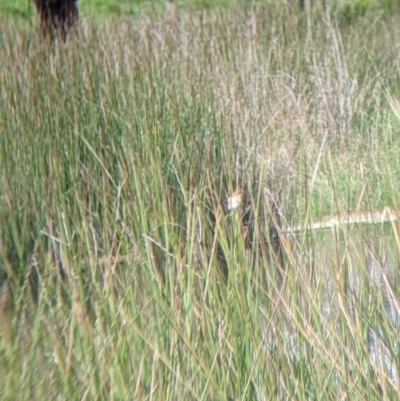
(227, 188), (243, 212)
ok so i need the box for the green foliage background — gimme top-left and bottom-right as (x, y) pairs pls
(1, 0), (399, 19)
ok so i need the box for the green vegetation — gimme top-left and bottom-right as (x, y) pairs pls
(1, 2), (400, 400)
(0, 0), (164, 18)
(1, 0), (399, 19)
(0, 0), (245, 19)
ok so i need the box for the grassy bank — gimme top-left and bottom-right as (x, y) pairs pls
(1, 3), (400, 399)
(0, 0), (251, 19)
(1, 0), (399, 20)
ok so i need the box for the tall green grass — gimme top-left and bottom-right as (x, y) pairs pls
(1, 3), (400, 400)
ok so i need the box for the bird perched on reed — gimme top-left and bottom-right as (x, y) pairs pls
(227, 188), (244, 212)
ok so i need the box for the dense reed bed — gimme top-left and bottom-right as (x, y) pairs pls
(1, 3), (400, 399)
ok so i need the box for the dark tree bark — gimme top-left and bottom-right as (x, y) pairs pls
(34, 0), (78, 40)
(296, 0), (327, 12)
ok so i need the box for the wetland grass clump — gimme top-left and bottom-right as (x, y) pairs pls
(1, 3), (400, 399)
